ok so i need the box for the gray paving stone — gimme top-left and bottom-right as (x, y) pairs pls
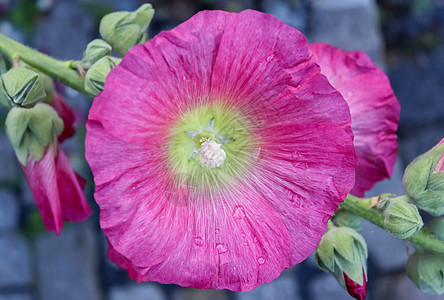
(0, 233), (31, 287)
(374, 273), (444, 300)
(32, 0), (95, 60)
(309, 273), (351, 300)
(0, 133), (20, 183)
(309, 0), (385, 68)
(361, 219), (409, 272)
(390, 49), (444, 128)
(263, 0), (307, 32)
(36, 222), (101, 300)
(109, 283), (166, 300)
(172, 288), (229, 300)
(0, 293), (32, 300)
(0, 190), (20, 230)
(234, 268), (300, 300)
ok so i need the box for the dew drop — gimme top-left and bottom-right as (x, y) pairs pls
(253, 236), (258, 243)
(241, 232), (246, 238)
(243, 242), (248, 246)
(266, 54), (274, 62)
(216, 243), (228, 254)
(194, 237), (204, 246)
(233, 206), (246, 219)
(215, 229), (220, 234)
(257, 257), (266, 265)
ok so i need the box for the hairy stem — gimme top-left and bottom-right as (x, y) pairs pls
(341, 194), (444, 254)
(0, 33), (86, 95)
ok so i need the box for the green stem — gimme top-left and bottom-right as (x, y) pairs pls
(0, 33), (86, 95)
(341, 195), (444, 254)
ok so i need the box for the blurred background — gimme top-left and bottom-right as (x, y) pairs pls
(0, 0), (444, 299)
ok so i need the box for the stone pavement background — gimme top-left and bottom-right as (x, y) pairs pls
(0, 0), (443, 299)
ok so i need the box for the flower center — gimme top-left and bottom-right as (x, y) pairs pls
(167, 103), (258, 191)
(199, 138), (226, 168)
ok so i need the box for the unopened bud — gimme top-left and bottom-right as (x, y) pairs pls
(99, 3), (154, 57)
(407, 251), (444, 295)
(316, 226), (367, 289)
(403, 138), (444, 216)
(5, 103), (63, 165)
(84, 56), (121, 97)
(383, 196), (423, 239)
(81, 39), (112, 69)
(0, 67), (46, 107)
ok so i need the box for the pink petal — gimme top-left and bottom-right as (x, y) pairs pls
(310, 43), (400, 197)
(22, 146), (63, 234)
(344, 270), (367, 300)
(55, 145), (91, 221)
(49, 92), (76, 142)
(86, 10), (357, 291)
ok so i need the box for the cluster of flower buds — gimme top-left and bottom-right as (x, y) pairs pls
(401, 140), (444, 294)
(81, 4), (154, 97)
(316, 222), (368, 300)
(0, 63), (91, 235)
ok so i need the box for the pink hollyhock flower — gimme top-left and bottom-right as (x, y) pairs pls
(85, 10), (358, 291)
(22, 144), (91, 235)
(344, 270), (367, 300)
(310, 43), (400, 197)
(49, 92), (76, 142)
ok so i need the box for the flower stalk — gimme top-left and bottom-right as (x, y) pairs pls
(341, 194), (444, 254)
(0, 33), (85, 94)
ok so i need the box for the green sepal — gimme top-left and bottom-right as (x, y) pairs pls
(99, 3), (154, 57)
(331, 208), (362, 232)
(383, 196), (423, 239)
(426, 218), (444, 241)
(5, 103), (63, 165)
(403, 143), (444, 216)
(0, 67), (46, 107)
(84, 56), (121, 97)
(316, 226), (367, 286)
(407, 251), (444, 295)
(81, 39), (112, 69)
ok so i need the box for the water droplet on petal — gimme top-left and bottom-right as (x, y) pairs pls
(253, 236), (258, 243)
(241, 232), (246, 238)
(257, 257), (266, 265)
(216, 243), (228, 254)
(244, 242), (248, 246)
(194, 237), (204, 246)
(266, 54), (274, 62)
(233, 205), (245, 219)
(215, 229), (220, 234)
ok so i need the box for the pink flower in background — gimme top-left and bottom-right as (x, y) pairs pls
(22, 144), (91, 235)
(85, 10), (357, 291)
(310, 43), (400, 197)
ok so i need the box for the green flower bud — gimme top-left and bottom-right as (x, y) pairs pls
(99, 3), (154, 57)
(84, 56), (121, 97)
(403, 139), (444, 216)
(5, 103), (63, 165)
(0, 67), (46, 107)
(39, 72), (54, 103)
(331, 208), (362, 232)
(316, 226), (368, 288)
(383, 196), (423, 239)
(81, 39), (112, 69)
(425, 218), (444, 241)
(407, 251), (444, 295)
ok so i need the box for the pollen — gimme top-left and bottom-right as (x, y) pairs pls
(199, 138), (226, 168)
